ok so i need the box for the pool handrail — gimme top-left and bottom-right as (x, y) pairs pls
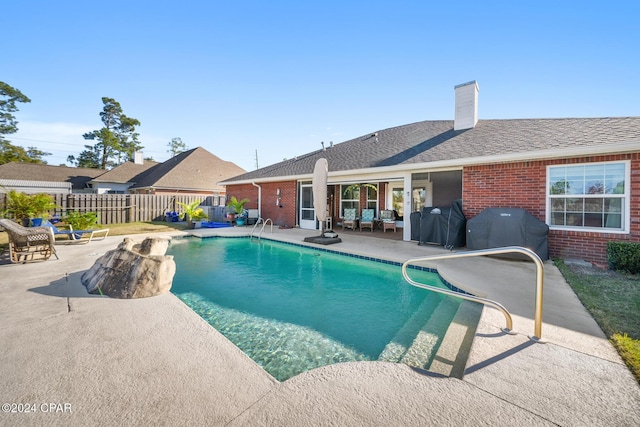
(401, 246), (544, 340)
(250, 217), (273, 241)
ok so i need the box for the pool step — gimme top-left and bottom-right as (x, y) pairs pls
(400, 297), (460, 369)
(428, 300), (483, 379)
(378, 295), (442, 363)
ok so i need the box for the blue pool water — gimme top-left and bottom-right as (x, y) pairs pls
(168, 237), (458, 381)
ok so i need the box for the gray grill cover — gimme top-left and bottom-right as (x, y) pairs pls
(466, 208), (549, 260)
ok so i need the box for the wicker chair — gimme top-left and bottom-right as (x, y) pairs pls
(0, 219), (58, 263)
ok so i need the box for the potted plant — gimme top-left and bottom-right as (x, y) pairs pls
(30, 193), (58, 226)
(177, 200), (208, 229)
(226, 197), (249, 226)
(2, 190), (35, 227)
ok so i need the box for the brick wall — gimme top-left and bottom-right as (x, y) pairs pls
(226, 181), (297, 227)
(463, 153), (640, 265)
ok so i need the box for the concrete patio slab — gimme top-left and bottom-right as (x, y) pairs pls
(1, 227), (638, 426)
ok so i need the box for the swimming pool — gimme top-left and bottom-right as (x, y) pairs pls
(168, 237), (461, 381)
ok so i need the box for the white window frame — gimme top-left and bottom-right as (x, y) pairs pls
(366, 184), (378, 215)
(340, 184), (360, 217)
(546, 160), (630, 234)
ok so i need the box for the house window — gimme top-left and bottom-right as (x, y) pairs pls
(392, 188), (404, 217)
(547, 161), (628, 231)
(341, 184), (360, 217)
(366, 184), (378, 213)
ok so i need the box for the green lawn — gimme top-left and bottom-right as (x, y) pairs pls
(555, 260), (640, 383)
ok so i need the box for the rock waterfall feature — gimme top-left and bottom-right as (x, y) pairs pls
(81, 237), (176, 298)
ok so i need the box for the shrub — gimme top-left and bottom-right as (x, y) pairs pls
(607, 241), (640, 274)
(64, 211), (100, 230)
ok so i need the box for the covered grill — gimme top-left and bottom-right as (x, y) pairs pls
(466, 208), (549, 260)
(418, 199), (466, 248)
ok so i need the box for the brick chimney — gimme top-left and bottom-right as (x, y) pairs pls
(454, 80), (479, 130)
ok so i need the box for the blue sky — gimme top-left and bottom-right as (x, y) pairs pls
(4, 1), (639, 172)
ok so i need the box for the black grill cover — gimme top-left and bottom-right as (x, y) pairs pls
(418, 199), (466, 248)
(466, 208), (549, 260)
(410, 212), (421, 241)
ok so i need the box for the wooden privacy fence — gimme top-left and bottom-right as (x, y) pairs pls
(0, 193), (226, 225)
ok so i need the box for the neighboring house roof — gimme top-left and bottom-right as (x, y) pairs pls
(0, 179), (72, 193)
(222, 117), (640, 183)
(90, 159), (160, 184)
(0, 162), (104, 190)
(129, 146), (246, 192)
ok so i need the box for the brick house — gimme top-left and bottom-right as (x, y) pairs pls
(220, 81), (640, 265)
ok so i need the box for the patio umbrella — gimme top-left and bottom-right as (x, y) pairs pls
(312, 158), (328, 235)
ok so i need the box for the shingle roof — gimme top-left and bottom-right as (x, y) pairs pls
(0, 162), (104, 190)
(90, 159), (159, 184)
(129, 146), (246, 192)
(222, 117), (640, 183)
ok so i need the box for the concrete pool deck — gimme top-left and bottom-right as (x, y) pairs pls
(1, 227), (639, 426)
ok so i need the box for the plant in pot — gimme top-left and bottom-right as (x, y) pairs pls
(2, 190), (35, 226)
(227, 197), (249, 226)
(177, 200), (208, 229)
(30, 193), (58, 226)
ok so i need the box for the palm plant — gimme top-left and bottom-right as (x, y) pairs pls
(226, 196), (249, 215)
(3, 190), (35, 225)
(177, 200), (208, 227)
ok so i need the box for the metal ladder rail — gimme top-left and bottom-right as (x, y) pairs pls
(257, 218), (273, 240)
(401, 246), (544, 340)
(250, 218), (263, 239)
(250, 218), (273, 241)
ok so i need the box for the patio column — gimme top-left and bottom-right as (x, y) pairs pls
(402, 172), (412, 241)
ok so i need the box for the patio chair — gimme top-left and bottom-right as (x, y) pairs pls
(360, 209), (375, 232)
(380, 210), (397, 233)
(44, 221), (110, 244)
(342, 208), (357, 231)
(0, 218), (58, 263)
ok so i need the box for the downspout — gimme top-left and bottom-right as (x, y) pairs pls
(252, 181), (262, 219)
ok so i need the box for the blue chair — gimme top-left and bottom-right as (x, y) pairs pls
(342, 208), (357, 230)
(44, 221), (110, 244)
(360, 209), (375, 232)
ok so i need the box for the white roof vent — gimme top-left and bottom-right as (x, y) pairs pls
(454, 81), (479, 130)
